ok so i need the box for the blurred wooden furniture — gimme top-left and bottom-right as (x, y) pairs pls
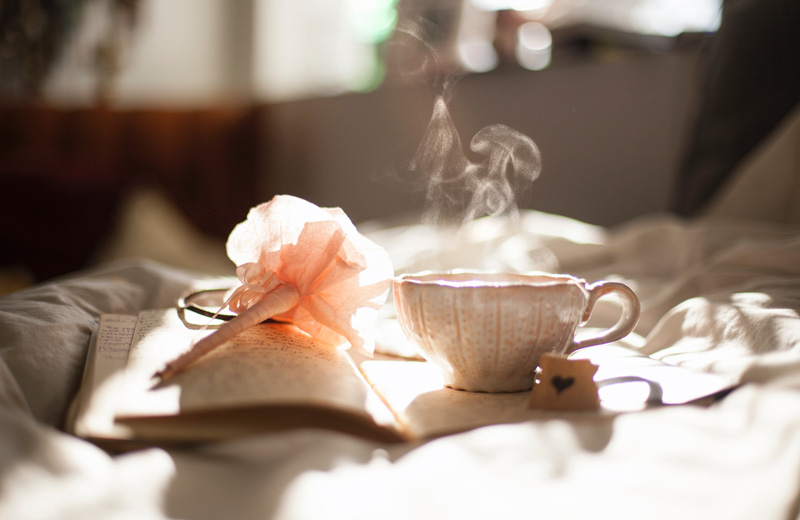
(0, 104), (264, 281)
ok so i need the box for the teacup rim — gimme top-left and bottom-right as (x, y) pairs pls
(393, 269), (586, 288)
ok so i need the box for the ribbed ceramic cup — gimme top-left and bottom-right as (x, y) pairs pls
(393, 270), (641, 393)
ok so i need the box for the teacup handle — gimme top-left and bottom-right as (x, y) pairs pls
(570, 281), (641, 352)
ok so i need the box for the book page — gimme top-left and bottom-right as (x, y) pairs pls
(359, 343), (738, 440)
(68, 313), (138, 439)
(359, 359), (550, 440)
(570, 344), (737, 409)
(113, 309), (399, 440)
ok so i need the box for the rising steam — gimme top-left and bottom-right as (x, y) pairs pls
(410, 94), (542, 226)
(390, 18), (542, 227)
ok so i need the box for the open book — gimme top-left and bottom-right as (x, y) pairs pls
(67, 309), (738, 448)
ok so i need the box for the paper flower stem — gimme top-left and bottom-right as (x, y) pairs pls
(156, 283), (300, 382)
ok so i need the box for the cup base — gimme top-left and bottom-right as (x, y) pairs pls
(444, 372), (536, 393)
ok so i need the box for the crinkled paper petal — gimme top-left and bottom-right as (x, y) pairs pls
(225, 195), (393, 353)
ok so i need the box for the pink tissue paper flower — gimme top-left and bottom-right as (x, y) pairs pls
(223, 194), (394, 353)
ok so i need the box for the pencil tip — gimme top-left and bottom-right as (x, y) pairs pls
(153, 365), (171, 384)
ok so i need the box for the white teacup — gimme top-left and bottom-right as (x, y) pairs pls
(393, 270), (641, 393)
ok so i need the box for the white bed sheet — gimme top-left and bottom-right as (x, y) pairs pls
(2, 107), (800, 520)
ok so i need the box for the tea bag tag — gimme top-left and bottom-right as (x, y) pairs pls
(528, 353), (600, 411)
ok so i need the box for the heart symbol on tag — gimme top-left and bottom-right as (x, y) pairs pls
(551, 375), (575, 394)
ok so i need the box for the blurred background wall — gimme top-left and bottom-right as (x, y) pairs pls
(0, 0), (722, 285)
